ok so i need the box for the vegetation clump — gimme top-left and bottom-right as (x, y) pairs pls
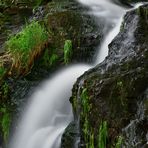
(98, 121), (108, 148)
(41, 49), (59, 68)
(80, 88), (110, 148)
(115, 136), (123, 148)
(0, 107), (11, 143)
(6, 21), (49, 75)
(0, 65), (6, 81)
(63, 40), (72, 64)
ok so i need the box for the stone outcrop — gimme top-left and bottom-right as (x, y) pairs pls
(62, 4), (148, 148)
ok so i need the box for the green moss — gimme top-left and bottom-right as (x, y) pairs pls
(89, 129), (95, 148)
(117, 81), (123, 87)
(63, 40), (72, 64)
(115, 136), (123, 148)
(6, 21), (48, 74)
(81, 88), (91, 145)
(73, 96), (78, 112)
(2, 82), (9, 98)
(80, 88), (109, 147)
(34, 0), (43, 6)
(49, 53), (58, 66)
(0, 65), (6, 80)
(98, 121), (108, 148)
(81, 88), (91, 116)
(83, 117), (90, 144)
(42, 48), (59, 67)
(0, 107), (11, 143)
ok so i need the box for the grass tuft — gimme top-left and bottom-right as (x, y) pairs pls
(0, 60), (6, 80)
(6, 21), (48, 75)
(63, 40), (72, 64)
(0, 66), (6, 80)
(98, 121), (108, 148)
(0, 107), (11, 143)
(115, 136), (123, 148)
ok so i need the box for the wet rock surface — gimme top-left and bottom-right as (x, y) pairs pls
(61, 121), (80, 148)
(62, 4), (148, 148)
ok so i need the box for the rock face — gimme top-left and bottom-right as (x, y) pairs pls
(62, 4), (148, 148)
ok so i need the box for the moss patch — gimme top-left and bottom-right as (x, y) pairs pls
(0, 107), (11, 143)
(6, 21), (49, 76)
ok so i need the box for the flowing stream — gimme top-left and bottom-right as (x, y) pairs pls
(9, 0), (126, 148)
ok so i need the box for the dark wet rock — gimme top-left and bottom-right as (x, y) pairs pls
(62, 4), (148, 148)
(61, 122), (80, 148)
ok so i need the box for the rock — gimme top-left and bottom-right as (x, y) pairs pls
(62, 4), (148, 147)
(61, 122), (80, 148)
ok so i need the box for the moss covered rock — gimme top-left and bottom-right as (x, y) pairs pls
(62, 4), (148, 148)
(42, 1), (104, 64)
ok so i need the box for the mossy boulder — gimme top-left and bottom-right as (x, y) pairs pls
(62, 4), (148, 148)
(43, 1), (104, 64)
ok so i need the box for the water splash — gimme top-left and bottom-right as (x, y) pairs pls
(77, 0), (126, 64)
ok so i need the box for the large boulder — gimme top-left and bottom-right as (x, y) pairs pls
(62, 4), (148, 148)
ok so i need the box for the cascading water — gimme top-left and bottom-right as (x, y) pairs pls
(9, 0), (127, 148)
(10, 65), (90, 148)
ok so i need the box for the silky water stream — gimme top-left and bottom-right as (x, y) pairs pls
(9, 0), (127, 148)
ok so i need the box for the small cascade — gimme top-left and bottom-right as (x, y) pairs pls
(9, 65), (90, 148)
(96, 17), (124, 64)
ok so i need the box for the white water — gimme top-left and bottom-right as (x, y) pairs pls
(10, 65), (90, 148)
(10, 0), (126, 148)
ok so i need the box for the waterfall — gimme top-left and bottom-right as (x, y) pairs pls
(9, 0), (127, 148)
(9, 65), (90, 148)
